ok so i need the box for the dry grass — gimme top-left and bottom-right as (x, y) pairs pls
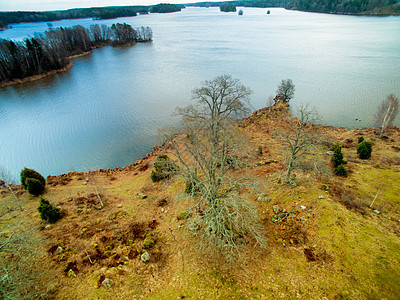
(1, 105), (400, 299)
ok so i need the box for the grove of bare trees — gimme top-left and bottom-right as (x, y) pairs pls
(0, 23), (152, 85)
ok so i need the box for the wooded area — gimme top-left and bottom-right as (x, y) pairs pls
(0, 4), (182, 29)
(187, 0), (399, 14)
(285, 0), (397, 14)
(0, 23), (152, 84)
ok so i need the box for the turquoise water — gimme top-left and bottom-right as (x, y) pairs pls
(0, 7), (399, 180)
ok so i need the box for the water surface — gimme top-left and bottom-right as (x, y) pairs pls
(1, 7), (399, 180)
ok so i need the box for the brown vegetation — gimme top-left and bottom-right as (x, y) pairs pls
(1, 104), (400, 298)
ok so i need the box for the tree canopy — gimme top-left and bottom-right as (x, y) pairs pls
(276, 79), (295, 103)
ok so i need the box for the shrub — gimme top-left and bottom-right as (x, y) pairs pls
(334, 164), (348, 177)
(20, 167), (45, 193)
(150, 170), (160, 182)
(357, 141), (372, 159)
(331, 144), (346, 167)
(340, 194), (367, 215)
(257, 145), (263, 156)
(38, 198), (62, 223)
(151, 155), (178, 182)
(358, 136), (364, 144)
(25, 178), (45, 195)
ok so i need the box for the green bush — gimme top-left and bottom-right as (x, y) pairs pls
(20, 167), (45, 192)
(331, 144), (346, 167)
(38, 198), (62, 223)
(257, 145), (263, 156)
(150, 170), (162, 182)
(358, 136), (364, 144)
(357, 141), (372, 159)
(334, 164), (348, 177)
(151, 155), (178, 182)
(25, 178), (45, 195)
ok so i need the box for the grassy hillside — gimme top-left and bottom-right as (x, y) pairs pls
(1, 104), (399, 299)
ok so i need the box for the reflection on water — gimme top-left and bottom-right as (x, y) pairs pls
(0, 7), (399, 180)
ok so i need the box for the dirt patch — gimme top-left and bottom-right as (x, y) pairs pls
(266, 203), (316, 246)
(64, 261), (79, 274)
(304, 247), (334, 264)
(158, 198), (168, 207)
(304, 247), (317, 261)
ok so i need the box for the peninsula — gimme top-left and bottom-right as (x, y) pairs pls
(0, 23), (153, 87)
(1, 101), (399, 299)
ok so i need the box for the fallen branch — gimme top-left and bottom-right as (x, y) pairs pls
(370, 189), (381, 208)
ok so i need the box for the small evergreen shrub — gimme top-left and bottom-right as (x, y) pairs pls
(150, 170), (160, 182)
(26, 178), (45, 195)
(331, 144), (346, 167)
(357, 141), (372, 159)
(334, 164), (348, 177)
(358, 136), (364, 144)
(257, 145), (263, 156)
(38, 198), (62, 223)
(151, 155), (178, 182)
(20, 167), (45, 193)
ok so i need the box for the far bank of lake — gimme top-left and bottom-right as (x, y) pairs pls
(0, 7), (399, 180)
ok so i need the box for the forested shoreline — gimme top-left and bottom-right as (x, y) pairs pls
(187, 0), (400, 15)
(0, 23), (152, 86)
(1, 0), (398, 31)
(0, 4), (182, 30)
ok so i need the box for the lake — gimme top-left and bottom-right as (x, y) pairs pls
(0, 7), (399, 180)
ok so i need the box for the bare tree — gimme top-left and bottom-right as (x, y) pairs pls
(276, 79), (295, 103)
(177, 74), (252, 121)
(276, 104), (324, 184)
(165, 75), (265, 258)
(375, 94), (399, 138)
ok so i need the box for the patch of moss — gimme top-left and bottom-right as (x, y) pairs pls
(142, 235), (156, 249)
(177, 211), (192, 220)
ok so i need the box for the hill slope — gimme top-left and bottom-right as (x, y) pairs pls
(1, 104), (399, 299)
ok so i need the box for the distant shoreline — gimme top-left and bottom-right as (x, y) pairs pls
(0, 5), (398, 32)
(0, 4), (182, 31)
